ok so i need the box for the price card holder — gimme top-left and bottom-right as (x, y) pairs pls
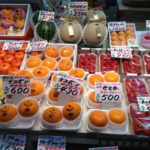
(137, 97), (150, 112)
(54, 73), (82, 97)
(108, 21), (126, 32)
(111, 48), (132, 59)
(26, 41), (47, 52)
(146, 20), (150, 30)
(38, 11), (55, 22)
(69, 2), (88, 17)
(0, 134), (26, 150)
(95, 82), (122, 108)
(2, 76), (30, 95)
(89, 146), (118, 150)
(2, 41), (23, 51)
(37, 136), (66, 150)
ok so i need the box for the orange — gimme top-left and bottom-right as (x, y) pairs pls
(89, 91), (99, 103)
(48, 88), (59, 101)
(125, 30), (133, 36)
(111, 31), (118, 36)
(45, 46), (59, 58)
(4, 17), (14, 23)
(119, 35), (126, 41)
(120, 40), (127, 46)
(42, 58), (57, 69)
(30, 51), (43, 56)
(8, 68), (19, 75)
(69, 68), (85, 78)
(104, 72), (119, 82)
(111, 41), (119, 46)
(89, 110), (108, 127)
(16, 19), (25, 27)
(118, 31), (126, 37)
(60, 47), (73, 57)
(111, 35), (118, 41)
(2, 9), (13, 16)
(52, 72), (58, 83)
(127, 35), (134, 39)
(126, 26), (133, 31)
(30, 81), (44, 96)
(26, 56), (41, 68)
(0, 26), (3, 33)
(89, 74), (104, 86)
(17, 69), (33, 79)
(108, 109), (126, 124)
(32, 66), (49, 77)
(58, 58), (73, 71)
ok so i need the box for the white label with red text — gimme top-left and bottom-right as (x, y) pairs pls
(3, 41), (23, 50)
(38, 11), (55, 22)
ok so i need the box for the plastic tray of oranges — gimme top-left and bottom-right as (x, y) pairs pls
(109, 23), (137, 47)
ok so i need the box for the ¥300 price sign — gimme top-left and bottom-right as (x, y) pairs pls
(2, 76), (30, 95)
(54, 73), (82, 97)
(95, 82), (122, 102)
(69, 2), (88, 17)
(108, 21), (126, 32)
(111, 48), (132, 59)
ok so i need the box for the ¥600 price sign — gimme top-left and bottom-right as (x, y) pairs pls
(95, 82), (122, 102)
(69, 2), (88, 17)
(111, 48), (132, 59)
(2, 76), (30, 95)
(54, 73), (82, 97)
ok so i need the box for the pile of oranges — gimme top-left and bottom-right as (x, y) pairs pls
(110, 25), (135, 46)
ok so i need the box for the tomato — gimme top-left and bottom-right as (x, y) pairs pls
(7, 50), (16, 55)
(0, 59), (2, 63)
(0, 62), (11, 74)
(0, 50), (6, 58)
(8, 67), (19, 75)
(15, 51), (25, 59)
(11, 59), (22, 68)
(3, 55), (15, 63)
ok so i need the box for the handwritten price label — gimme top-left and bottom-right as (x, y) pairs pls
(127, 39), (138, 47)
(137, 97), (150, 112)
(95, 82), (122, 102)
(111, 48), (132, 59)
(108, 21), (126, 32)
(54, 73), (82, 97)
(37, 136), (66, 150)
(2, 76), (30, 95)
(3, 41), (23, 50)
(26, 41), (47, 52)
(0, 134), (26, 150)
(69, 2), (88, 16)
(38, 11), (55, 22)
(146, 20), (150, 29)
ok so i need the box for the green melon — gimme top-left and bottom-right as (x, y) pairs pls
(36, 21), (57, 41)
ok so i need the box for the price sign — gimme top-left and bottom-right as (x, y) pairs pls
(38, 11), (55, 22)
(54, 73), (82, 97)
(3, 41), (23, 51)
(146, 20), (150, 29)
(37, 136), (66, 150)
(127, 39), (138, 47)
(137, 97), (150, 112)
(26, 41), (47, 52)
(95, 82), (122, 102)
(0, 134), (26, 150)
(111, 48), (132, 59)
(108, 21), (126, 32)
(89, 146), (118, 150)
(69, 2), (88, 16)
(2, 76), (30, 95)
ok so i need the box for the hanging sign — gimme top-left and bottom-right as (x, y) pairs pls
(95, 82), (122, 102)
(111, 48), (132, 59)
(137, 97), (150, 112)
(2, 76), (30, 95)
(108, 21), (126, 32)
(69, 1), (88, 16)
(38, 11), (55, 22)
(37, 136), (66, 150)
(0, 134), (26, 150)
(54, 72), (82, 97)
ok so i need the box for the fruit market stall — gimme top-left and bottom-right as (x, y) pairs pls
(0, 1), (150, 150)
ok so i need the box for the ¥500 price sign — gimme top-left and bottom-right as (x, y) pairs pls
(69, 2), (88, 17)
(95, 82), (122, 102)
(111, 48), (132, 59)
(2, 76), (30, 95)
